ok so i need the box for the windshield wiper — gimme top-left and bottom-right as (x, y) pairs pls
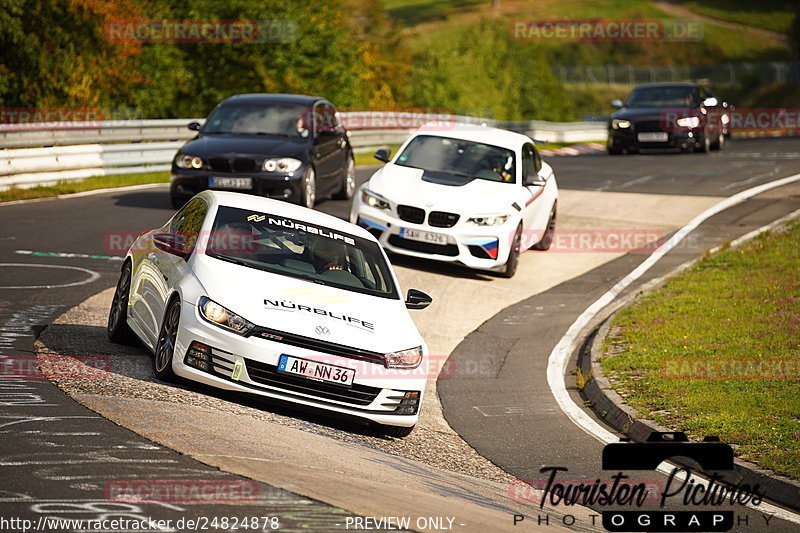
(207, 252), (252, 268)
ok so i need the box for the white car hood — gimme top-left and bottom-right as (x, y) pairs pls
(369, 163), (520, 214)
(191, 255), (422, 354)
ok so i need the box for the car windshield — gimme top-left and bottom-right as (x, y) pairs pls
(394, 135), (516, 183)
(206, 207), (399, 299)
(202, 103), (309, 137)
(625, 86), (698, 108)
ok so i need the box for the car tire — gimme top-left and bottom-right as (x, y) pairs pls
(694, 133), (710, 153)
(170, 195), (183, 209)
(332, 156), (356, 200)
(607, 147), (623, 155)
(107, 261), (136, 344)
(501, 224), (523, 278)
(154, 297), (181, 381)
(531, 205), (556, 251)
(371, 422), (415, 438)
(301, 167), (316, 209)
(710, 130), (724, 151)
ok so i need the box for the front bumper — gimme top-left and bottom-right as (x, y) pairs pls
(170, 167), (304, 204)
(351, 200), (517, 272)
(171, 299), (425, 427)
(608, 128), (706, 152)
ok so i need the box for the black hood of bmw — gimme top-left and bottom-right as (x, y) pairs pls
(611, 106), (697, 121)
(179, 133), (310, 159)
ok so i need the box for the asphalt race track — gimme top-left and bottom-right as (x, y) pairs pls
(2, 137), (800, 532)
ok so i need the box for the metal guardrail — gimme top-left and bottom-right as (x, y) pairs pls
(0, 114), (608, 190)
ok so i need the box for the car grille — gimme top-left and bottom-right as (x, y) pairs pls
(245, 359), (381, 406)
(249, 326), (385, 366)
(428, 211), (459, 228)
(633, 120), (664, 132)
(208, 157), (258, 173)
(388, 234), (459, 256)
(397, 205), (425, 224)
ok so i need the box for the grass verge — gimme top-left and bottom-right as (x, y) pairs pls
(601, 221), (800, 479)
(0, 172), (170, 203)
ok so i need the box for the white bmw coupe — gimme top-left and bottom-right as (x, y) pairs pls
(350, 125), (558, 277)
(108, 190), (432, 437)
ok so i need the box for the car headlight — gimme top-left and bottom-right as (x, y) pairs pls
(175, 154), (205, 169)
(263, 157), (302, 173)
(468, 214), (510, 226)
(198, 296), (255, 336)
(385, 346), (423, 369)
(361, 189), (390, 210)
(611, 119), (631, 129)
(676, 116), (701, 129)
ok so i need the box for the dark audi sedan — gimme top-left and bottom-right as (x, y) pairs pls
(170, 94), (355, 209)
(607, 82), (726, 155)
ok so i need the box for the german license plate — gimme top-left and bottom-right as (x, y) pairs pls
(637, 132), (668, 142)
(399, 228), (448, 245)
(209, 177), (252, 190)
(277, 355), (355, 387)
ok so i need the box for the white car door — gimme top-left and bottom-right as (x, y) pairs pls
(519, 143), (557, 248)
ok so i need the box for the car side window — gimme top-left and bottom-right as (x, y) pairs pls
(170, 198), (207, 253)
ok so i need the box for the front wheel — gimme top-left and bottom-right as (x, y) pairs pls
(694, 133), (710, 153)
(154, 298), (181, 381)
(710, 130), (724, 151)
(333, 156), (356, 200)
(501, 224), (523, 278)
(300, 167), (316, 209)
(108, 262), (135, 344)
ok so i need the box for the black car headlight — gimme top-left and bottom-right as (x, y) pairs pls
(263, 157), (302, 173)
(198, 296), (255, 336)
(175, 154), (206, 169)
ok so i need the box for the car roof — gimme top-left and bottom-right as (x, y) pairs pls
(197, 191), (374, 240)
(219, 93), (326, 106)
(410, 123), (532, 150)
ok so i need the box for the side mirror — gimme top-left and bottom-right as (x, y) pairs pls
(187, 121), (201, 132)
(374, 148), (391, 163)
(153, 232), (188, 257)
(405, 289), (432, 310)
(611, 99), (624, 109)
(702, 97), (718, 107)
(524, 173), (547, 187)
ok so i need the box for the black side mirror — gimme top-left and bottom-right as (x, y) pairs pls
(405, 289), (432, 310)
(187, 121), (201, 132)
(153, 232), (188, 257)
(374, 148), (391, 163)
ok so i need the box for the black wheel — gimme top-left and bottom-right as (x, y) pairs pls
(371, 422), (415, 438)
(301, 167), (316, 209)
(154, 297), (180, 381)
(501, 224), (522, 278)
(107, 261), (135, 344)
(332, 156), (356, 200)
(170, 195), (182, 209)
(531, 205), (556, 251)
(607, 147), (623, 155)
(710, 130), (724, 151)
(694, 133), (710, 153)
